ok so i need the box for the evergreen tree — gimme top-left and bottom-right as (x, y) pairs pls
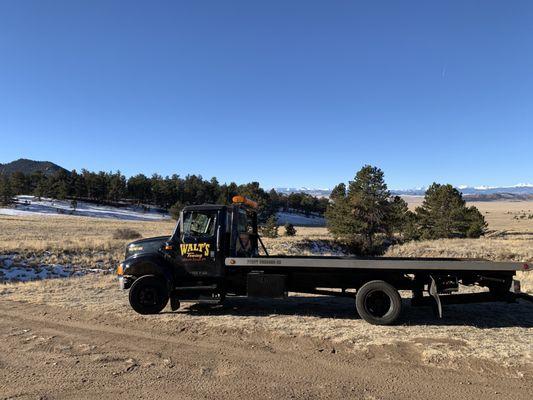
(465, 206), (487, 238)
(237, 181), (272, 222)
(415, 183), (486, 239)
(261, 215), (279, 238)
(127, 174), (152, 203)
(10, 171), (29, 195)
(70, 170), (87, 198)
(325, 166), (410, 253)
(386, 196), (410, 235)
(33, 173), (49, 200)
(0, 175), (14, 205)
(49, 170), (70, 200)
(108, 171), (126, 202)
(169, 201), (185, 220)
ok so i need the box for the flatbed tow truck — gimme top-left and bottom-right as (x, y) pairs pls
(117, 196), (531, 325)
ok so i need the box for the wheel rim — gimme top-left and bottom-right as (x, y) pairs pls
(364, 290), (391, 318)
(139, 286), (159, 307)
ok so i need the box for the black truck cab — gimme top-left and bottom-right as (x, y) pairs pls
(118, 196), (262, 314)
(177, 202), (259, 274)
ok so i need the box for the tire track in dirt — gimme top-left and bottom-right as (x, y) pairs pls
(1, 299), (531, 400)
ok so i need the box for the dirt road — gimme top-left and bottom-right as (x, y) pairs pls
(0, 276), (532, 399)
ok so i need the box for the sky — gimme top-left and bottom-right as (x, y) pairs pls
(0, 1), (532, 189)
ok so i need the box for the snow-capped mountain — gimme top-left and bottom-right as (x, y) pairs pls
(275, 184), (533, 199)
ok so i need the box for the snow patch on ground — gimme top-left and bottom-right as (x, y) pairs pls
(0, 196), (170, 221)
(0, 254), (111, 283)
(276, 211), (326, 227)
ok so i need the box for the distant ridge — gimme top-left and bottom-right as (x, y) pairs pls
(0, 158), (68, 176)
(275, 185), (533, 201)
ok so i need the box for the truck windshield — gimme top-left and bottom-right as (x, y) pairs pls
(181, 211), (217, 239)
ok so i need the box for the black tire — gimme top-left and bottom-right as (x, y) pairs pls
(129, 275), (169, 315)
(355, 280), (402, 325)
(487, 279), (512, 296)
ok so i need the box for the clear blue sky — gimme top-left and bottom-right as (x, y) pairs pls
(0, 1), (531, 189)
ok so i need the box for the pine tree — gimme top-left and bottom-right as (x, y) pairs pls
(465, 206), (487, 238)
(325, 166), (410, 253)
(169, 201), (185, 220)
(415, 183), (486, 239)
(0, 175), (14, 205)
(108, 171), (126, 202)
(10, 171), (29, 195)
(261, 215), (279, 238)
(386, 196), (410, 235)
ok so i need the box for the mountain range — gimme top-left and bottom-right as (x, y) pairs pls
(275, 184), (533, 200)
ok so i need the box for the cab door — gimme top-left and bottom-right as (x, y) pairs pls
(178, 209), (224, 277)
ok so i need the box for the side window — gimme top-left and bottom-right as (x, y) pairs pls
(181, 211), (217, 240)
(238, 210), (247, 233)
(236, 209), (255, 256)
(238, 210), (253, 233)
(226, 210), (232, 233)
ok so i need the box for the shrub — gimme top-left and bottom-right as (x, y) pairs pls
(113, 228), (142, 240)
(284, 223), (297, 236)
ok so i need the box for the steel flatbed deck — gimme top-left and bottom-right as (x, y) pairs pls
(226, 256), (529, 272)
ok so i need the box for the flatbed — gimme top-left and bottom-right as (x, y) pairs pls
(117, 196), (531, 325)
(226, 256), (526, 271)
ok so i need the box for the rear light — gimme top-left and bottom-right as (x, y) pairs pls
(523, 263), (530, 271)
(165, 245), (173, 251)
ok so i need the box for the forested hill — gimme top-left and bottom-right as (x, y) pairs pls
(0, 159), (329, 219)
(0, 159), (67, 176)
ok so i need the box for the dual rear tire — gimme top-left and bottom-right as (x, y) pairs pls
(355, 280), (402, 325)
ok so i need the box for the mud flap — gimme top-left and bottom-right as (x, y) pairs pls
(429, 275), (442, 318)
(170, 297), (180, 311)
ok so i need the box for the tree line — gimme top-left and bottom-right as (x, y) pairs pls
(0, 165), (488, 253)
(0, 169), (327, 220)
(325, 165), (487, 254)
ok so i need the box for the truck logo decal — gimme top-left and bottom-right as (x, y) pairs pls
(180, 243), (211, 260)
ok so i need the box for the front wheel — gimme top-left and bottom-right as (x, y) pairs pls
(129, 275), (169, 315)
(355, 280), (402, 325)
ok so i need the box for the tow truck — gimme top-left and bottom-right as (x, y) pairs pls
(117, 196), (531, 325)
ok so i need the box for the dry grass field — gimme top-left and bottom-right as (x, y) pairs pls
(0, 200), (532, 290)
(0, 200), (532, 399)
(0, 214), (174, 269)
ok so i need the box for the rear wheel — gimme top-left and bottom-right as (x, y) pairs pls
(487, 279), (512, 296)
(129, 275), (169, 315)
(356, 280), (402, 325)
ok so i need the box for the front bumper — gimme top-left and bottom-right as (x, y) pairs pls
(118, 276), (134, 290)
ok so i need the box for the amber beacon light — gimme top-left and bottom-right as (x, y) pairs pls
(232, 195), (258, 209)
